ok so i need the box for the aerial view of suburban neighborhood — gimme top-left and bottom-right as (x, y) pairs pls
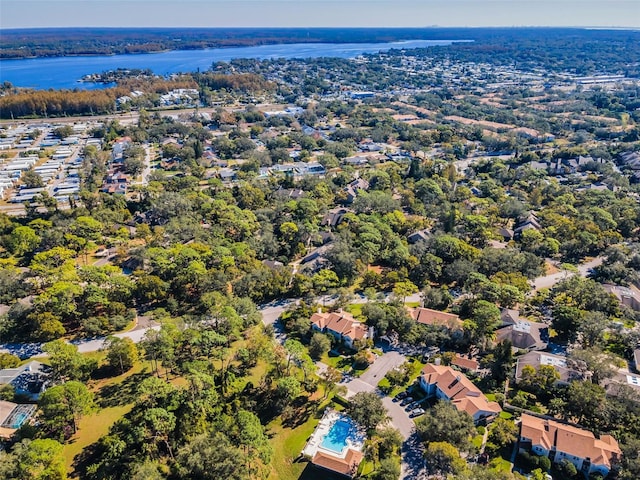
(0, 2), (639, 480)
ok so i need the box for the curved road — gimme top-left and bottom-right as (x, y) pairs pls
(1, 254), (600, 360)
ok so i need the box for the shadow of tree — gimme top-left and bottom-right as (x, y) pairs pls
(96, 371), (149, 408)
(282, 398), (319, 429)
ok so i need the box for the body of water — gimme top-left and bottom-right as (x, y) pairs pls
(0, 39), (460, 90)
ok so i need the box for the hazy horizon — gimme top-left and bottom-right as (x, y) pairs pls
(2, 1), (639, 30)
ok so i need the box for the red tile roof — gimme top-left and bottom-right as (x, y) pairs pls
(520, 414), (621, 470)
(310, 311), (368, 343)
(312, 449), (363, 477)
(421, 364), (501, 419)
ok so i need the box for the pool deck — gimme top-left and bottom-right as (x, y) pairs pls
(302, 409), (365, 460)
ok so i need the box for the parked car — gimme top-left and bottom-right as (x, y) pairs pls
(409, 408), (425, 418)
(392, 392), (406, 402)
(405, 401), (421, 411)
(400, 396), (414, 406)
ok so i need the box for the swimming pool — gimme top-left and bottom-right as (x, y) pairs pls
(320, 418), (357, 454)
(10, 412), (28, 429)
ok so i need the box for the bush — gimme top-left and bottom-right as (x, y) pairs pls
(556, 458), (578, 477)
(518, 451), (551, 472)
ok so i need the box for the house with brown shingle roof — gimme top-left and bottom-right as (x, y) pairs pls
(515, 351), (586, 386)
(495, 319), (549, 352)
(519, 414), (621, 477)
(408, 307), (464, 338)
(603, 284), (640, 312)
(310, 310), (370, 349)
(419, 363), (501, 424)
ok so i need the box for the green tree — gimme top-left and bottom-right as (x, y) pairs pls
(7, 225), (40, 256)
(563, 381), (606, 428)
(175, 433), (247, 480)
(312, 269), (340, 297)
(39, 381), (94, 437)
(105, 336), (139, 374)
(425, 441), (468, 475)
(415, 401), (475, 452)
(392, 280), (419, 304)
(308, 332), (331, 360)
(21, 168), (44, 188)
(0, 352), (20, 369)
(371, 457), (401, 480)
(487, 417), (518, 450)
(518, 364), (560, 395)
(0, 438), (67, 480)
(43, 340), (93, 382)
(348, 392), (388, 431)
(235, 410), (272, 477)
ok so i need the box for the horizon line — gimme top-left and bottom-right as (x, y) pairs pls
(2, 25), (640, 31)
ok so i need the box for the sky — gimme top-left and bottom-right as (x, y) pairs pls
(1, 0), (639, 29)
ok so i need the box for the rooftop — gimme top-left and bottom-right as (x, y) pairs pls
(520, 414), (621, 469)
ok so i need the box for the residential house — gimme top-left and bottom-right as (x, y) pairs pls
(101, 170), (130, 194)
(452, 354), (479, 372)
(0, 400), (37, 440)
(0, 361), (49, 400)
(519, 414), (621, 477)
(343, 178), (370, 204)
(111, 137), (131, 161)
(310, 310), (370, 349)
(408, 307), (464, 338)
(273, 187), (305, 200)
(515, 351), (586, 385)
(514, 211), (542, 238)
(495, 310), (549, 351)
(498, 227), (515, 242)
(603, 284), (640, 311)
(407, 228), (431, 244)
(311, 450), (363, 478)
(634, 348), (640, 374)
(321, 208), (351, 228)
(604, 370), (640, 398)
(418, 363), (502, 423)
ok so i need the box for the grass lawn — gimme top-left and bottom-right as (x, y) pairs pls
(64, 403), (133, 474)
(267, 397), (352, 480)
(64, 357), (153, 477)
(489, 456), (513, 473)
(267, 412), (320, 480)
(499, 411), (514, 420)
(472, 434), (484, 450)
(322, 352), (352, 371)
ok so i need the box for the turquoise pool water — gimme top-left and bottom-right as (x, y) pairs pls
(320, 418), (357, 454)
(9, 412), (28, 429)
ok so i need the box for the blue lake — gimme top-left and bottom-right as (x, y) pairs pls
(0, 39), (461, 90)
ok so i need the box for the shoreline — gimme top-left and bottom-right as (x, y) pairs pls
(0, 39), (463, 61)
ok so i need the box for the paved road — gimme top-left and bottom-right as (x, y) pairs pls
(340, 351), (425, 479)
(532, 256), (603, 291)
(0, 319), (160, 359)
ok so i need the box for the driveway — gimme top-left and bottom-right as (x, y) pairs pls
(532, 256), (603, 291)
(359, 350), (406, 386)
